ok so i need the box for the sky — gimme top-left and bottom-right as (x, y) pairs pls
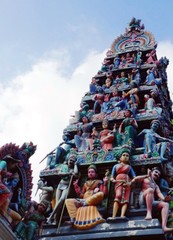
(0, 0), (173, 200)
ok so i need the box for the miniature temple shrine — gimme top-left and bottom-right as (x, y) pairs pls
(1, 18), (173, 240)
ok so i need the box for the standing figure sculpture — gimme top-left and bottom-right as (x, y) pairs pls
(110, 148), (136, 218)
(65, 164), (108, 230)
(74, 116), (93, 152)
(47, 155), (78, 225)
(100, 119), (114, 151)
(132, 167), (173, 233)
(119, 110), (138, 147)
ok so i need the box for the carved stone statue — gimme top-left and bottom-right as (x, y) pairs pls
(132, 167), (173, 233)
(65, 164), (108, 230)
(47, 155), (78, 225)
(110, 148), (136, 219)
(137, 120), (171, 160)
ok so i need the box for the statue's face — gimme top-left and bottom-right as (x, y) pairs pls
(151, 122), (159, 131)
(11, 178), (19, 187)
(102, 121), (108, 129)
(88, 168), (97, 180)
(152, 169), (161, 180)
(120, 152), (129, 164)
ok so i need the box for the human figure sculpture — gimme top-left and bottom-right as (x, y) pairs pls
(113, 54), (120, 69)
(65, 164), (108, 230)
(136, 51), (142, 67)
(102, 77), (112, 92)
(132, 167), (173, 233)
(47, 155), (78, 224)
(93, 87), (104, 114)
(0, 155), (21, 221)
(125, 88), (140, 117)
(145, 68), (161, 86)
(102, 93), (111, 114)
(125, 52), (135, 67)
(146, 49), (158, 64)
(116, 71), (129, 89)
(144, 94), (162, 115)
(113, 91), (129, 111)
(100, 119), (114, 151)
(89, 77), (98, 94)
(36, 179), (54, 212)
(110, 148), (136, 218)
(119, 110), (138, 147)
(119, 55), (126, 68)
(74, 116), (93, 152)
(46, 132), (75, 169)
(137, 120), (171, 160)
(15, 200), (49, 240)
(129, 68), (141, 87)
(4, 172), (22, 225)
(109, 90), (121, 112)
(88, 127), (99, 150)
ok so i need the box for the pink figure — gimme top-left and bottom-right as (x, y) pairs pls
(132, 168), (173, 233)
(100, 119), (114, 151)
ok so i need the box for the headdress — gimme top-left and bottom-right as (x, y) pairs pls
(88, 164), (97, 173)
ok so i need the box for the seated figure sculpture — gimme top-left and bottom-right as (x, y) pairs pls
(15, 200), (49, 240)
(144, 94), (162, 115)
(65, 164), (108, 230)
(109, 148), (136, 219)
(132, 167), (173, 233)
(137, 120), (172, 160)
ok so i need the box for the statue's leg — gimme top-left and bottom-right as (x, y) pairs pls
(112, 201), (119, 218)
(65, 198), (78, 222)
(159, 142), (167, 160)
(145, 135), (152, 157)
(85, 192), (104, 206)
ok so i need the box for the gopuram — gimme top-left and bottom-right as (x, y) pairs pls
(1, 18), (173, 240)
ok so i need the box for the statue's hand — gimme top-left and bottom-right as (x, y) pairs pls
(103, 176), (109, 184)
(73, 179), (81, 194)
(147, 169), (151, 177)
(164, 195), (171, 202)
(93, 187), (100, 193)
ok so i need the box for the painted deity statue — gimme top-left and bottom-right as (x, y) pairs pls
(100, 119), (114, 151)
(0, 155), (21, 222)
(144, 94), (162, 115)
(15, 200), (49, 240)
(65, 164), (108, 230)
(132, 167), (173, 233)
(36, 179), (54, 213)
(110, 148), (136, 218)
(137, 120), (172, 160)
(119, 109), (138, 147)
(46, 132), (75, 169)
(74, 116), (93, 152)
(47, 155), (78, 225)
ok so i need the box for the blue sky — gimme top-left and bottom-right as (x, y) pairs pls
(0, 0), (173, 199)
